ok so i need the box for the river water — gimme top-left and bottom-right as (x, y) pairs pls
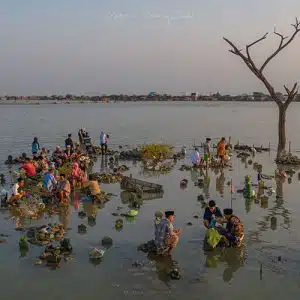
(0, 102), (300, 299)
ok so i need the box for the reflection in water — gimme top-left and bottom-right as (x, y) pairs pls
(216, 170), (225, 197)
(147, 252), (179, 284)
(82, 201), (98, 218)
(247, 169), (291, 245)
(203, 170), (210, 199)
(100, 155), (108, 173)
(204, 246), (245, 282)
(190, 169), (199, 183)
(58, 206), (71, 231)
(19, 248), (28, 258)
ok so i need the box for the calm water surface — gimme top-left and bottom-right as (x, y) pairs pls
(0, 102), (300, 300)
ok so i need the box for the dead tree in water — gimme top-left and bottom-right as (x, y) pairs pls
(223, 18), (300, 157)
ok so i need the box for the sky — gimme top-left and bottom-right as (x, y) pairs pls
(0, 0), (300, 95)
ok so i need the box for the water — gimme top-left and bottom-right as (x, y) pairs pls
(1, 102), (300, 299)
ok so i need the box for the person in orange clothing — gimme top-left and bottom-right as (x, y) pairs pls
(217, 137), (226, 165)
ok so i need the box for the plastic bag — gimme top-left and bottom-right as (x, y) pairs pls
(206, 228), (223, 249)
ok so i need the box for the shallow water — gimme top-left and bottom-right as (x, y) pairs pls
(1, 102), (300, 299)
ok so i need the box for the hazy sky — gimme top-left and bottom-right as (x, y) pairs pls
(1, 0), (300, 95)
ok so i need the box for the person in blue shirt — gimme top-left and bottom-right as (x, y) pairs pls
(32, 137), (40, 156)
(203, 200), (223, 229)
(43, 168), (57, 192)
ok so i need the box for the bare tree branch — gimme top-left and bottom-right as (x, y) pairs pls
(260, 18), (300, 72)
(223, 36), (277, 101)
(284, 82), (298, 108)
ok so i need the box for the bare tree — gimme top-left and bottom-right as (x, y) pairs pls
(223, 18), (300, 157)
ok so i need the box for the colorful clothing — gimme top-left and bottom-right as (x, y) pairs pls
(32, 142), (40, 154)
(100, 133), (107, 145)
(21, 162), (36, 177)
(154, 218), (176, 252)
(190, 150), (200, 165)
(203, 207), (223, 225)
(217, 141), (226, 158)
(43, 173), (57, 191)
(220, 215), (244, 247)
(203, 142), (211, 155)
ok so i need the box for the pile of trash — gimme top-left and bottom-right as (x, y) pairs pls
(15, 195), (46, 219)
(92, 172), (123, 184)
(26, 223), (65, 246)
(114, 165), (130, 173)
(94, 147), (116, 155)
(79, 155), (91, 166)
(37, 238), (73, 267)
(179, 165), (192, 171)
(143, 160), (174, 172)
(119, 149), (142, 160)
(276, 153), (300, 165)
(234, 144), (269, 152)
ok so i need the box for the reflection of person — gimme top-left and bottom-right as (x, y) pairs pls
(205, 247), (245, 282)
(147, 252), (175, 284)
(203, 200), (223, 229)
(59, 206), (71, 231)
(203, 170), (210, 199)
(154, 211), (181, 255)
(190, 169), (199, 183)
(216, 170), (225, 197)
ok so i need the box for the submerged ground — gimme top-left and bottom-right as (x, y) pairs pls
(1, 102), (300, 299)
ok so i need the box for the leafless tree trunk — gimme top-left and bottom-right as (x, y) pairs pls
(224, 18), (300, 158)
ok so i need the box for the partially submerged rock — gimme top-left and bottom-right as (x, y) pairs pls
(78, 224), (87, 234)
(101, 236), (113, 248)
(27, 224), (65, 246)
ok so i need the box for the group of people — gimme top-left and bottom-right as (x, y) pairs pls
(153, 200), (244, 256)
(203, 200), (244, 247)
(7, 133), (103, 206)
(190, 137), (231, 168)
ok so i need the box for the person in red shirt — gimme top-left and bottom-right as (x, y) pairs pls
(20, 158), (37, 178)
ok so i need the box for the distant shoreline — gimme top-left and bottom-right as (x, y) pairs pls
(0, 99), (292, 105)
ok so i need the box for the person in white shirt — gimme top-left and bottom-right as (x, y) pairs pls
(190, 147), (200, 166)
(8, 178), (25, 203)
(100, 131), (107, 154)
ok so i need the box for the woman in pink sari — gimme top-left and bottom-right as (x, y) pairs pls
(71, 162), (85, 188)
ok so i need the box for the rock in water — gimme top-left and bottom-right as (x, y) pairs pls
(169, 267), (181, 280)
(60, 238), (72, 253)
(78, 211), (87, 218)
(101, 236), (113, 247)
(197, 195), (204, 202)
(78, 224), (87, 234)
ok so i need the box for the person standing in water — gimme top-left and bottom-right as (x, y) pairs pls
(65, 134), (74, 151)
(100, 131), (107, 155)
(190, 147), (200, 167)
(203, 138), (212, 168)
(32, 137), (40, 157)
